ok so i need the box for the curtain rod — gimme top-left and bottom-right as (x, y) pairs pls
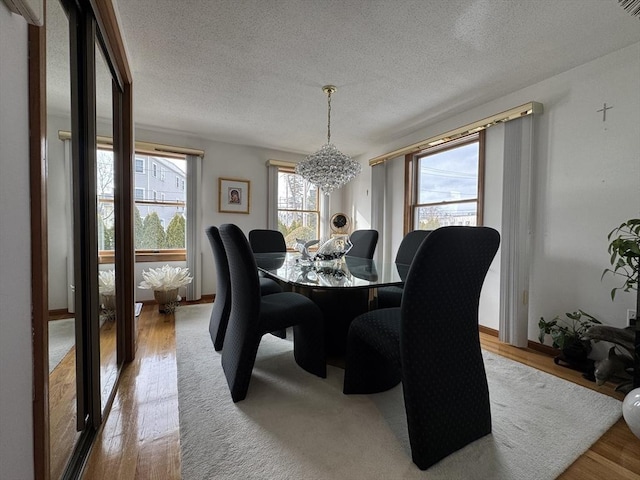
(266, 159), (297, 168)
(368, 101), (543, 166)
(57, 131), (205, 157)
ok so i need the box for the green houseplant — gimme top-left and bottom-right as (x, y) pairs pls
(602, 218), (639, 390)
(602, 218), (640, 300)
(539, 310), (602, 373)
(538, 310), (602, 351)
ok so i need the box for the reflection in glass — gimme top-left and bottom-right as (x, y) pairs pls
(95, 43), (118, 413)
(46, 0), (80, 477)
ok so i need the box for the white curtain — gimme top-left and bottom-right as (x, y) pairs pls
(499, 116), (534, 347)
(370, 161), (387, 263)
(185, 154), (202, 301)
(64, 139), (75, 312)
(267, 164), (278, 230)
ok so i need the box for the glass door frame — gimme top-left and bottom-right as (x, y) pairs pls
(29, 0), (134, 477)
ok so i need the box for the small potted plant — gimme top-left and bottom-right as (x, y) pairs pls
(538, 310), (602, 372)
(139, 265), (193, 313)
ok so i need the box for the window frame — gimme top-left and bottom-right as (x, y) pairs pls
(276, 166), (321, 250)
(404, 130), (485, 233)
(98, 149), (188, 263)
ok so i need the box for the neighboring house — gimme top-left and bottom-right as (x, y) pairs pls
(133, 154), (187, 227)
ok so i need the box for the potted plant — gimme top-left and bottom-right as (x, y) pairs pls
(538, 310), (602, 372)
(602, 218), (640, 300)
(139, 265), (193, 313)
(602, 218), (639, 391)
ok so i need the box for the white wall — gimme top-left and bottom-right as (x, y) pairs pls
(349, 42), (640, 339)
(0, 4), (34, 477)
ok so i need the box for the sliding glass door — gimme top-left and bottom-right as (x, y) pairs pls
(35, 0), (132, 477)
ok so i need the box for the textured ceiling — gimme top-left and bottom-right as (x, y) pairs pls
(73, 1), (640, 156)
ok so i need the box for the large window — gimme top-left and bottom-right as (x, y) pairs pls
(276, 167), (319, 248)
(97, 150), (187, 260)
(406, 131), (484, 231)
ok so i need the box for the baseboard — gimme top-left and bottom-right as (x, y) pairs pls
(527, 340), (558, 356)
(49, 309), (72, 320)
(137, 294), (215, 306)
(479, 325), (498, 337)
(479, 324), (557, 358)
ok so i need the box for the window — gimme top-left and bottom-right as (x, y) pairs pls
(276, 168), (319, 249)
(97, 149), (188, 261)
(135, 157), (144, 173)
(406, 131), (484, 231)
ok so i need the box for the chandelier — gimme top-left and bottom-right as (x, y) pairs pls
(295, 85), (361, 195)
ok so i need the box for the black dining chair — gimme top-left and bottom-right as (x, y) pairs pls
(343, 226), (500, 470)
(249, 229), (287, 253)
(206, 226), (283, 351)
(377, 230), (432, 309)
(248, 228), (287, 337)
(347, 229), (378, 259)
(206, 226), (232, 351)
(219, 223), (326, 402)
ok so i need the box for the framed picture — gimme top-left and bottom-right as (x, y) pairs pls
(219, 177), (251, 214)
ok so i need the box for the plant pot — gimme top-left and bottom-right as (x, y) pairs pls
(101, 293), (116, 311)
(154, 288), (179, 313)
(561, 338), (591, 362)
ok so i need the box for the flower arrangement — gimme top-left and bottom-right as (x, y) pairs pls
(98, 269), (116, 317)
(98, 269), (116, 296)
(139, 265), (193, 313)
(138, 265), (193, 292)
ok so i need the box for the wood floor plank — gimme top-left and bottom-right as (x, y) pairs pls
(69, 303), (640, 479)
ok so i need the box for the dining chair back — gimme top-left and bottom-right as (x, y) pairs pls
(249, 229), (286, 253)
(395, 229), (432, 265)
(219, 223), (326, 402)
(347, 229), (378, 259)
(206, 226), (283, 351)
(205, 226), (231, 351)
(343, 226), (500, 470)
(377, 229), (432, 308)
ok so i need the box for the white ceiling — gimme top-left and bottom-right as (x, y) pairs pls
(107, 1), (640, 157)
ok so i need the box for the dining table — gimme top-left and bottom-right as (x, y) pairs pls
(254, 252), (409, 357)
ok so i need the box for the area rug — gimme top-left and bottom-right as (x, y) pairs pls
(175, 304), (622, 480)
(48, 318), (75, 373)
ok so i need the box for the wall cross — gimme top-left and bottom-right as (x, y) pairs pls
(597, 103), (613, 122)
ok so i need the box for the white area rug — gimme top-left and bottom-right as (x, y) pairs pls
(48, 318), (75, 374)
(176, 304), (622, 480)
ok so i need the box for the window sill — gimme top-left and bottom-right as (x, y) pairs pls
(98, 251), (187, 264)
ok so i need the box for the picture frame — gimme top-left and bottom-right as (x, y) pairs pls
(218, 177), (251, 214)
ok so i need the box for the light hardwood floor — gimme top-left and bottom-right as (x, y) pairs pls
(78, 303), (640, 479)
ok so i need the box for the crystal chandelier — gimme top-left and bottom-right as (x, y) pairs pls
(296, 85), (361, 195)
